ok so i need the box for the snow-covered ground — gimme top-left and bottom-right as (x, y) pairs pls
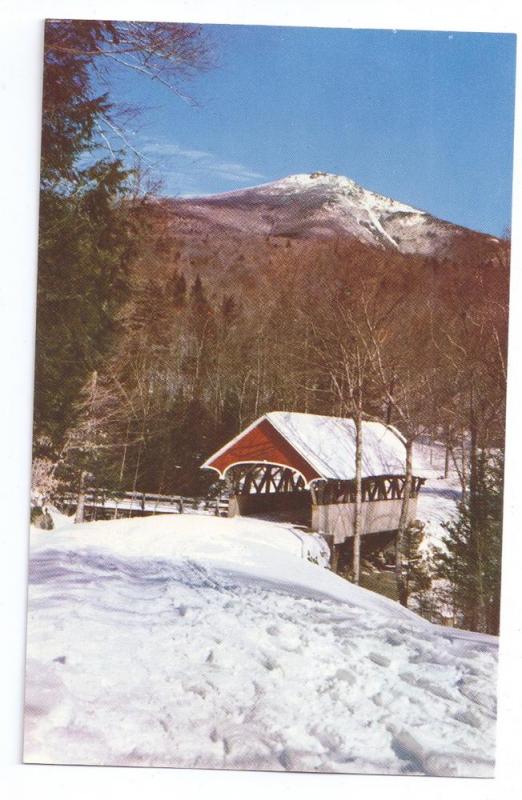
(24, 512), (497, 776)
(414, 441), (462, 552)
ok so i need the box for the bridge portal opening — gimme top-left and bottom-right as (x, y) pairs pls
(225, 462), (312, 527)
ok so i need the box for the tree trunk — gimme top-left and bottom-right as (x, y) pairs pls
(469, 395), (486, 631)
(352, 409), (363, 584)
(396, 438), (413, 606)
(331, 543), (341, 574)
(461, 432), (468, 503)
(444, 442), (450, 479)
(444, 424), (452, 479)
(118, 420), (131, 485)
(75, 470), (88, 524)
(386, 376), (395, 424)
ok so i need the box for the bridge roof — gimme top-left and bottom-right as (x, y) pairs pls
(202, 411), (410, 486)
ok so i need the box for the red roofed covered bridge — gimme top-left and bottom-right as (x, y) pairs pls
(202, 412), (425, 555)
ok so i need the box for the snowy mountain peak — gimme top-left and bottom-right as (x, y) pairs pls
(212, 171), (422, 216)
(164, 171), (498, 258)
(258, 172), (361, 194)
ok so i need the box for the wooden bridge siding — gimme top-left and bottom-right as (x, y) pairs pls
(207, 418), (320, 484)
(311, 496), (419, 545)
(225, 464), (423, 544)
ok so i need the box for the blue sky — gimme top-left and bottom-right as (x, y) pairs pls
(106, 25), (516, 236)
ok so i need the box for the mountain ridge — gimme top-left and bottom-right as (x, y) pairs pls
(157, 172), (499, 258)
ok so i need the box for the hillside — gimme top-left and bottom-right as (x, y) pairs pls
(129, 172), (504, 298)
(39, 169), (508, 518)
(24, 515), (497, 776)
(157, 172), (499, 254)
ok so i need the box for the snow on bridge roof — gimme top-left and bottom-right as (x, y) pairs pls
(203, 411), (411, 484)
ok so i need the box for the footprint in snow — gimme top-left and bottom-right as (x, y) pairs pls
(369, 652), (391, 668)
(399, 671), (455, 701)
(385, 631), (405, 647)
(453, 709), (482, 729)
(334, 668), (357, 685)
(457, 678), (497, 716)
(262, 656), (279, 672)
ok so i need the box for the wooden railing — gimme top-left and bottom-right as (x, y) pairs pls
(57, 489), (229, 521)
(313, 475), (426, 506)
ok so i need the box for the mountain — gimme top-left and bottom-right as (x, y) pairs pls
(157, 172), (499, 259)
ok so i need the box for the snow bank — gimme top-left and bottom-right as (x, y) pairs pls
(31, 512), (330, 569)
(24, 514), (497, 776)
(414, 441), (462, 552)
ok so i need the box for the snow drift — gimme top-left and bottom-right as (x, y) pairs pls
(24, 513), (497, 776)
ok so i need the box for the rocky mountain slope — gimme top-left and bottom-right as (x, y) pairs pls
(158, 172), (499, 259)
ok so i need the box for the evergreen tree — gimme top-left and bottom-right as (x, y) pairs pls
(434, 451), (503, 634)
(221, 294), (237, 319)
(36, 23), (132, 451)
(36, 161), (132, 448)
(165, 269), (187, 308)
(400, 520), (432, 610)
(190, 274), (210, 310)
(34, 19), (211, 463)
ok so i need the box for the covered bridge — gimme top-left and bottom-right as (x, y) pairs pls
(202, 411), (425, 554)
